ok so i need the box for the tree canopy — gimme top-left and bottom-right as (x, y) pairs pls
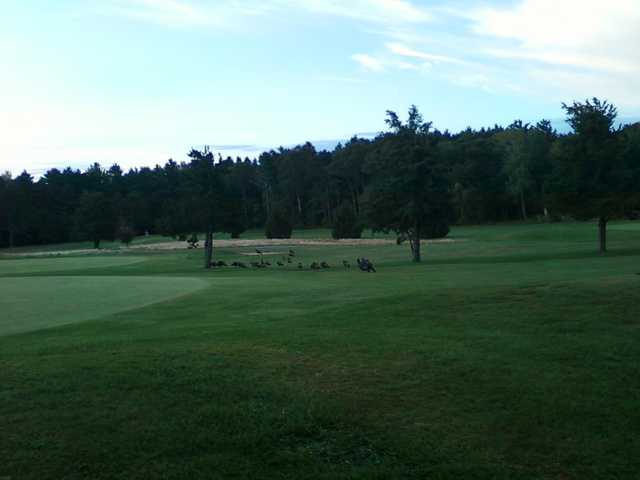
(1, 98), (638, 260)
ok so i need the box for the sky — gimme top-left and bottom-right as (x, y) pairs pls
(1, 0), (639, 176)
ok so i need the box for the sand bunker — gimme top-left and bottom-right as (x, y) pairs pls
(132, 238), (458, 251)
(1, 238), (458, 257)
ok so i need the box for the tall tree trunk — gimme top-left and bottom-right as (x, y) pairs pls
(204, 229), (214, 268)
(520, 190), (528, 220)
(598, 217), (607, 253)
(410, 227), (421, 263)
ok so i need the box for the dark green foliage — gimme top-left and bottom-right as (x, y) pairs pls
(265, 205), (293, 239)
(421, 220), (450, 239)
(365, 106), (452, 262)
(331, 203), (363, 239)
(547, 98), (639, 252)
(116, 221), (135, 246)
(1, 99), (636, 255)
(74, 191), (117, 249)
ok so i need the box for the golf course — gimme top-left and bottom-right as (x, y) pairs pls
(2, 221), (639, 479)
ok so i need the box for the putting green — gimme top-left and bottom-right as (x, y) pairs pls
(0, 256), (146, 276)
(0, 276), (207, 336)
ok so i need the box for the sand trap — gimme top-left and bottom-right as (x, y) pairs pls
(1, 238), (459, 257)
(132, 238), (458, 251)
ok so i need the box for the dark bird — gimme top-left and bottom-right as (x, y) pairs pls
(310, 262), (321, 270)
(298, 262), (304, 269)
(217, 261), (227, 267)
(277, 261), (284, 267)
(357, 257), (376, 272)
(320, 261), (330, 269)
(288, 249), (296, 257)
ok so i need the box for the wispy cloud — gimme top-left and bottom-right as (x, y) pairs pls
(352, 54), (386, 72)
(95, 0), (432, 29)
(467, 0), (640, 107)
(288, 0), (432, 25)
(385, 42), (467, 66)
(94, 0), (274, 29)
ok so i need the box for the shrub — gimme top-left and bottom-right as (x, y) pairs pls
(421, 221), (449, 239)
(332, 204), (363, 239)
(116, 222), (136, 247)
(265, 207), (292, 239)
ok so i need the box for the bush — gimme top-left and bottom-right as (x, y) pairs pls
(116, 222), (136, 246)
(421, 221), (449, 239)
(332, 204), (363, 239)
(265, 208), (292, 239)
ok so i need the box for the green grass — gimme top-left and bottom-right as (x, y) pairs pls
(0, 276), (206, 336)
(1, 221), (640, 479)
(0, 255), (146, 275)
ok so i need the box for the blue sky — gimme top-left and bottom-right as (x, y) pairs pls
(2, 0), (639, 175)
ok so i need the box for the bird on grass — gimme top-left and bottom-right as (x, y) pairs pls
(320, 261), (330, 269)
(277, 261), (285, 267)
(310, 262), (321, 270)
(357, 258), (376, 273)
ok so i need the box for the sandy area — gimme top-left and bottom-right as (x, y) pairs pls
(133, 238), (458, 251)
(1, 238), (458, 257)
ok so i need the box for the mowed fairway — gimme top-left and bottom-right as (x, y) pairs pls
(0, 276), (207, 336)
(1, 222), (640, 479)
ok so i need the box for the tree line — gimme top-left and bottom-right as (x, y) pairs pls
(1, 98), (638, 262)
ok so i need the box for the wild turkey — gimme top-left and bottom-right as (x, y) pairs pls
(320, 261), (330, 269)
(310, 262), (321, 270)
(357, 258), (376, 273)
(277, 261), (285, 267)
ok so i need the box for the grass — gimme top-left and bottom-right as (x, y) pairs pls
(1, 221), (639, 479)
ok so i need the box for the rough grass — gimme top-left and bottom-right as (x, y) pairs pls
(1, 221), (639, 479)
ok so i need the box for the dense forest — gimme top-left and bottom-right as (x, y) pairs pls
(1, 98), (639, 258)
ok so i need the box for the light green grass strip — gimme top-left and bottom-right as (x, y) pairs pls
(0, 276), (207, 336)
(0, 256), (146, 275)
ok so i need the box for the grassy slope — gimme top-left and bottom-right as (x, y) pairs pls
(1, 222), (639, 479)
(0, 276), (206, 336)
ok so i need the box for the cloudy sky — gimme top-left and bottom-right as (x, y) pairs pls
(1, 0), (639, 175)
